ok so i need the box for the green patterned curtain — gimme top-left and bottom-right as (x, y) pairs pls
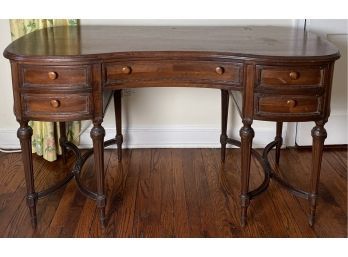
(10, 19), (81, 162)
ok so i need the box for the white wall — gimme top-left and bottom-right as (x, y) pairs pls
(0, 20), (19, 148)
(295, 20), (348, 145)
(0, 20), (15, 129)
(0, 19), (297, 149)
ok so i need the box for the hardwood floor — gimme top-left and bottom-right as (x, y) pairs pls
(0, 148), (346, 237)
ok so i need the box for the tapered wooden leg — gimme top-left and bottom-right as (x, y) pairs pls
(17, 121), (37, 228)
(90, 122), (106, 227)
(239, 120), (254, 227)
(275, 122), (283, 165)
(114, 90), (123, 162)
(59, 122), (67, 164)
(309, 121), (327, 226)
(220, 89), (229, 162)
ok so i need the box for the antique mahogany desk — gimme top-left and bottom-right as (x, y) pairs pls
(3, 26), (340, 229)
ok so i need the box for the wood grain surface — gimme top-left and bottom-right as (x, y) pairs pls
(4, 26), (339, 61)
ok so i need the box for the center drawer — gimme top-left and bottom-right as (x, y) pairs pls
(104, 61), (242, 87)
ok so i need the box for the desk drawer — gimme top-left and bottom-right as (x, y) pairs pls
(105, 61), (242, 86)
(22, 93), (92, 120)
(255, 95), (322, 119)
(22, 66), (89, 87)
(256, 66), (324, 89)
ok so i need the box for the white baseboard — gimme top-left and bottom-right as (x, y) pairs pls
(80, 126), (221, 148)
(0, 129), (19, 149)
(78, 126), (282, 149)
(0, 125), (280, 150)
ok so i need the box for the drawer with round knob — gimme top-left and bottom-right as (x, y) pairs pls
(104, 61), (243, 88)
(21, 65), (90, 88)
(22, 93), (93, 121)
(256, 65), (324, 90)
(255, 94), (323, 121)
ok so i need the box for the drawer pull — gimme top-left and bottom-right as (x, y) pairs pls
(215, 66), (225, 75)
(289, 71), (299, 80)
(50, 99), (61, 108)
(48, 71), (58, 80)
(122, 66), (132, 74)
(286, 99), (297, 108)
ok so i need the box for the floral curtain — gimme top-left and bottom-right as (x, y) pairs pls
(10, 19), (81, 162)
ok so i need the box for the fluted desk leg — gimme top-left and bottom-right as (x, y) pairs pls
(17, 121), (37, 228)
(275, 122), (283, 165)
(240, 120), (254, 227)
(114, 90), (123, 162)
(309, 121), (327, 226)
(91, 122), (106, 227)
(220, 89), (229, 162)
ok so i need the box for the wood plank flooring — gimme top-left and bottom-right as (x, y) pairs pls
(0, 148), (346, 237)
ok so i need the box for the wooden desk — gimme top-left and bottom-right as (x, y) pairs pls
(3, 26), (340, 229)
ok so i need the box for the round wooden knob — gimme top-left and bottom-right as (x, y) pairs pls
(286, 99), (297, 108)
(50, 99), (60, 108)
(48, 71), (58, 80)
(215, 66), (225, 75)
(122, 66), (132, 74)
(289, 71), (299, 80)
